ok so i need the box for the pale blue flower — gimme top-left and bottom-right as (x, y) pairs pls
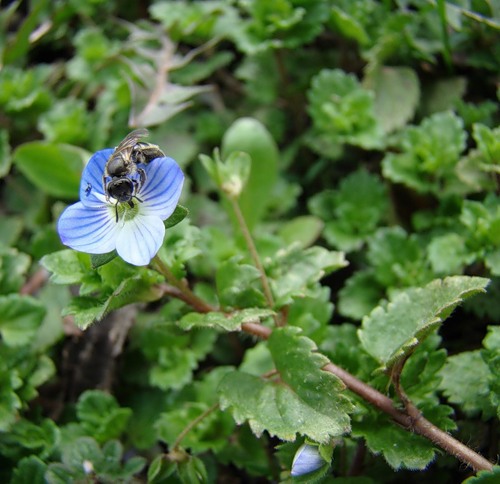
(58, 149), (184, 266)
(291, 443), (325, 477)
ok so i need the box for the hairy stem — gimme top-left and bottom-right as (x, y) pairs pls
(151, 256), (215, 313)
(153, 268), (494, 473)
(229, 197), (276, 312)
(325, 363), (493, 472)
(240, 322), (493, 472)
(171, 403), (220, 451)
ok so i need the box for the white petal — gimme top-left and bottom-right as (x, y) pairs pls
(58, 202), (118, 253)
(115, 215), (165, 266)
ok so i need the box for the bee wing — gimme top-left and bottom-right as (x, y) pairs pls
(114, 128), (149, 155)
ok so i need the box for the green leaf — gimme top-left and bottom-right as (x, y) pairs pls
(41, 250), (91, 284)
(364, 66), (420, 133)
(353, 412), (436, 470)
(13, 142), (89, 199)
(216, 257), (266, 308)
(0, 294), (46, 346)
(219, 327), (353, 443)
(473, 123), (500, 168)
(382, 111), (467, 194)
(420, 77), (467, 116)
(236, 0), (329, 53)
(128, 316), (217, 391)
(0, 418), (59, 461)
(0, 216), (23, 246)
(308, 69), (383, 149)
(90, 250), (118, 269)
(358, 276), (489, 372)
(76, 390), (132, 443)
(45, 436), (145, 482)
(463, 467), (500, 483)
(367, 227), (432, 288)
(439, 351), (495, 417)
(11, 456), (47, 484)
(0, 129), (11, 178)
(38, 98), (91, 145)
(178, 455), (208, 484)
(179, 308), (274, 332)
(2, 0), (50, 64)
(165, 204), (189, 229)
(148, 455), (176, 484)
(427, 233), (473, 274)
(0, 65), (52, 115)
(337, 271), (383, 321)
(329, 6), (370, 45)
(156, 402), (234, 454)
(309, 169), (388, 252)
(278, 216), (324, 249)
(0, 247), (30, 294)
(268, 246), (348, 306)
(222, 117), (279, 228)
(66, 269), (164, 329)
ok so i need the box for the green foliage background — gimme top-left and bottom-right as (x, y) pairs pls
(0, 0), (499, 482)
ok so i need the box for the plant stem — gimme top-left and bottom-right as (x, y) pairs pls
(238, 322), (493, 473)
(436, 0), (453, 72)
(150, 263), (493, 472)
(229, 197), (275, 311)
(326, 363), (493, 472)
(151, 255), (215, 313)
(171, 403), (219, 451)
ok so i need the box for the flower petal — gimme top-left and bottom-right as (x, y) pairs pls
(291, 444), (325, 477)
(139, 157), (184, 220)
(80, 149), (114, 207)
(115, 215), (165, 266)
(58, 202), (118, 253)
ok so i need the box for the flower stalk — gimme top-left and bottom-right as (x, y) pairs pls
(229, 197), (275, 312)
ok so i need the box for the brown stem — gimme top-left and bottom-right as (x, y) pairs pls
(20, 268), (49, 295)
(238, 322), (493, 473)
(150, 259), (494, 473)
(323, 362), (494, 473)
(152, 256), (216, 313)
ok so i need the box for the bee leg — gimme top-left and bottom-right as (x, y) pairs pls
(115, 204), (119, 223)
(138, 168), (146, 188)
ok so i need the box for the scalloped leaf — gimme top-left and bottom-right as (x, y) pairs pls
(179, 308), (274, 332)
(358, 276), (489, 372)
(218, 327), (352, 443)
(0, 294), (46, 346)
(65, 270), (164, 329)
(463, 467), (500, 483)
(353, 412), (435, 470)
(364, 66), (420, 133)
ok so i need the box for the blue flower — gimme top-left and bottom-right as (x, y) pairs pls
(58, 149), (184, 266)
(291, 443), (325, 477)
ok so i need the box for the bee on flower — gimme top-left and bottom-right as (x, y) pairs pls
(57, 130), (184, 266)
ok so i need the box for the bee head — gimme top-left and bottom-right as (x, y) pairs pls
(107, 178), (134, 202)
